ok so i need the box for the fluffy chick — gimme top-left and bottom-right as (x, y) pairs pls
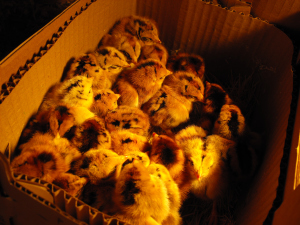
(105, 105), (150, 136)
(18, 104), (97, 151)
(90, 89), (120, 117)
(66, 117), (111, 153)
(11, 133), (80, 183)
(94, 46), (131, 88)
(163, 71), (205, 103)
(167, 52), (206, 81)
(113, 59), (171, 108)
(174, 125), (208, 199)
(139, 42), (168, 65)
(108, 15), (161, 46)
(196, 81), (233, 133)
(39, 76), (94, 112)
(150, 133), (185, 183)
(147, 163), (182, 225)
(112, 159), (170, 225)
(71, 148), (126, 185)
(212, 104), (246, 141)
(125, 151), (151, 168)
(174, 125), (207, 180)
(64, 53), (106, 89)
(110, 129), (151, 155)
(52, 173), (88, 197)
(99, 33), (141, 65)
(187, 135), (236, 200)
(79, 179), (117, 214)
(142, 85), (193, 131)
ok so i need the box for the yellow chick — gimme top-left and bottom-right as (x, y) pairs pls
(147, 163), (182, 225)
(105, 105), (150, 136)
(112, 159), (170, 225)
(123, 151), (151, 168)
(90, 89), (120, 118)
(113, 59), (171, 108)
(39, 76), (94, 112)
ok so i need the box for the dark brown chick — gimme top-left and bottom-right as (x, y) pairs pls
(167, 52), (205, 81)
(66, 117), (111, 154)
(139, 42), (168, 66)
(108, 15), (161, 46)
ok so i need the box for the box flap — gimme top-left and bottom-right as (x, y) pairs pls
(251, 0), (300, 32)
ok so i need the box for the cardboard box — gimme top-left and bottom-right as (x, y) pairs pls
(0, 0), (299, 224)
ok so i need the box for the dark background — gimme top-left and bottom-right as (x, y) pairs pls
(0, 0), (76, 61)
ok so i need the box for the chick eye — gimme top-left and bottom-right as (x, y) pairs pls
(120, 50), (132, 61)
(109, 65), (120, 69)
(141, 37), (152, 42)
(18, 161), (28, 167)
(202, 155), (206, 161)
(188, 159), (194, 166)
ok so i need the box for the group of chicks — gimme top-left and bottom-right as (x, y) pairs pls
(10, 15), (261, 225)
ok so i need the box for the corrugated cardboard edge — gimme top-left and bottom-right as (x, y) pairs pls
(0, 0), (95, 104)
(0, 152), (127, 225)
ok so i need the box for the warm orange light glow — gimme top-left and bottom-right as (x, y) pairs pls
(294, 131), (300, 190)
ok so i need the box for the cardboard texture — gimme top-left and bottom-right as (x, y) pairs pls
(0, 153), (126, 225)
(252, 0), (300, 32)
(0, 0), (298, 224)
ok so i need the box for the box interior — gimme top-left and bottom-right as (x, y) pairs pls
(0, 0), (297, 224)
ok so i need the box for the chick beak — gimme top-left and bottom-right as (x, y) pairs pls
(124, 64), (132, 68)
(195, 171), (201, 181)
(155, 38), (162, 44)
(166, 69), (172, 75)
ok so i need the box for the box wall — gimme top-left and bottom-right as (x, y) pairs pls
(0, 0), (297, 224)
(252, 0), (300, 32)
(0, 0), (137, 153)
